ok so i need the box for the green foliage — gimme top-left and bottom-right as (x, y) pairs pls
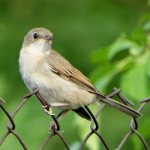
(90, 15), (150, 149)
(91, 27), (150, 101)
(0, 0), (150, 150)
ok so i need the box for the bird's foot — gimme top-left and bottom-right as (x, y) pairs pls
(42, 105), (54, 116)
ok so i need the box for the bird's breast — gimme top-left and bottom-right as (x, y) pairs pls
(19, 48), (96, 109)
(19, 47), (47, 89)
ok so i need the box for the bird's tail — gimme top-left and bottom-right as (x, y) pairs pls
(97, 94), (141, 117)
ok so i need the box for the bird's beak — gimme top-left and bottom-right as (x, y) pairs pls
(44, 35), (53, 41)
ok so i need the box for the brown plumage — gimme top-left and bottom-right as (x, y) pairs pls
(49, 50), (97, 92)
(19, 27), (141, 121)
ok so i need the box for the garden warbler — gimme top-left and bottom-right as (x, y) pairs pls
(19, 27), (140, 120)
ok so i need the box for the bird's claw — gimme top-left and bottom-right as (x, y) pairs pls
(42, 105), (54, 116)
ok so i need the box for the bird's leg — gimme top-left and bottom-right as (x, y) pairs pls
(35, 91), (55, 117)
(43, 102), (69, 117)
(34, 91), (61, 131)
(42, 105), (69, 131)
(42, 105), (54, 115)
(49, 109), (69, 132)
(42, 102), (70, 131)
(42, 105), (60, 131)
(47, 103), (70, 131)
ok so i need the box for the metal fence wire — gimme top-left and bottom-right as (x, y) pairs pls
(0, 87), (150, 150)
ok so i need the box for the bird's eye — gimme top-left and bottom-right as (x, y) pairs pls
(33, 33), (38, 39)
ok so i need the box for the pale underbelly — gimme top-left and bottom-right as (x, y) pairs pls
(23, 73), (96, 109)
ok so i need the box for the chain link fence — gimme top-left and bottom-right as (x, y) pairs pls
(0, 88), (150, 150)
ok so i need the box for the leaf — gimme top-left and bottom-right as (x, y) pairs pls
(95, 72), (115, 91)
(120, 64), (150, 101)
(108, 36), (133, 62)
(90, 65), (117, 91)
(129, 46), (144, 56)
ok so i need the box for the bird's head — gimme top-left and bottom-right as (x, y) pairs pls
(22, 27), (53, 52)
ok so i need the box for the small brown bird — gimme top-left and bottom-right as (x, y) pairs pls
(19, 27), (140, 120)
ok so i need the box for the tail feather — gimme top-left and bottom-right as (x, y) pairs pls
(97, 94), (141, 117)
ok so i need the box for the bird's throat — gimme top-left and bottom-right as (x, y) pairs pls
(28, 40), (51, 54)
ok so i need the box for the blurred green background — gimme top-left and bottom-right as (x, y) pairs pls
(0, 0), (150, 149)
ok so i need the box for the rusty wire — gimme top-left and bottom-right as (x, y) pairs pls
(0, 88), (150, 150)
(117, 97), (150, 150)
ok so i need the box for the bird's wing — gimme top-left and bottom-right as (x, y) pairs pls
(48, 50), (98, 93)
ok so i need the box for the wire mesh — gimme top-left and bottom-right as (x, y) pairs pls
(0, 88), (150, 150)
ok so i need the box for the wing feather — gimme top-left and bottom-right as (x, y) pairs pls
(48, 50), (97, 93)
